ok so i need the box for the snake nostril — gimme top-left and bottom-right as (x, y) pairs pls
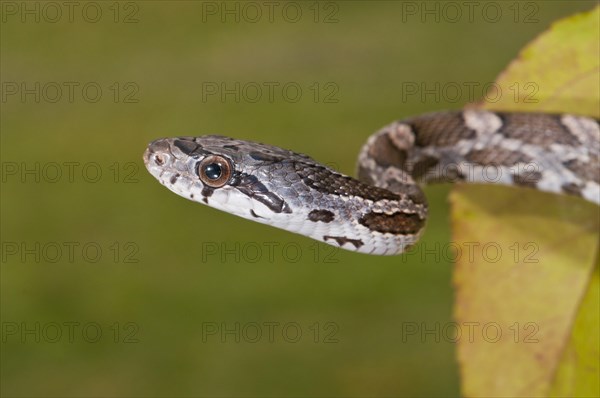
(154, 154), (165, 166)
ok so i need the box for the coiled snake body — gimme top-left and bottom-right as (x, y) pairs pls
(144, 110), (599, 255)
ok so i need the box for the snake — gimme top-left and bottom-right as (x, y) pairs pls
(144, 109), (600, 255)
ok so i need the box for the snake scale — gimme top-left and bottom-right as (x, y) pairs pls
(144, 109), (600, 255)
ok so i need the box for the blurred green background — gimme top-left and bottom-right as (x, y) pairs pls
(1, 1), (596, 396)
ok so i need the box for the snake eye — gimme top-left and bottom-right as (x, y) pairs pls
(197, 155), (232, 188)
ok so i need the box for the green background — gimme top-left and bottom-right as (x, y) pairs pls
(1, 1), (595, 396)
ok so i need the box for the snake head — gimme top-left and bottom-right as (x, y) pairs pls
(144, 135), (426, 255)
(144, 135), (306, 220)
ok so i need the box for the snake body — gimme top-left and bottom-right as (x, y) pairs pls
(144, 110), (599, 255)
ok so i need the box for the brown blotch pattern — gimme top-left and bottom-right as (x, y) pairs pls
(308, 209), (335, 223)
(513, 171), (542, 188)
(496, 113), (580, 148)
(564, 158), (600, 184)
(201, 186), (214, 204)
(466, 147), (532, 166)
(407, 112), (476, 147)
(359, 211), (424, 235)
(295, 163), (400, 202)
(368, 133), (408, 168)
(323, 235), (364, 249)
(411, 155), (440, 180)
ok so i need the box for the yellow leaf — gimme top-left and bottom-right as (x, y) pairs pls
(452, 6), (600, 397)
(479, 6), (599, 117)
(549, 258), (600, 397)
(452, 186), (599, 397)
